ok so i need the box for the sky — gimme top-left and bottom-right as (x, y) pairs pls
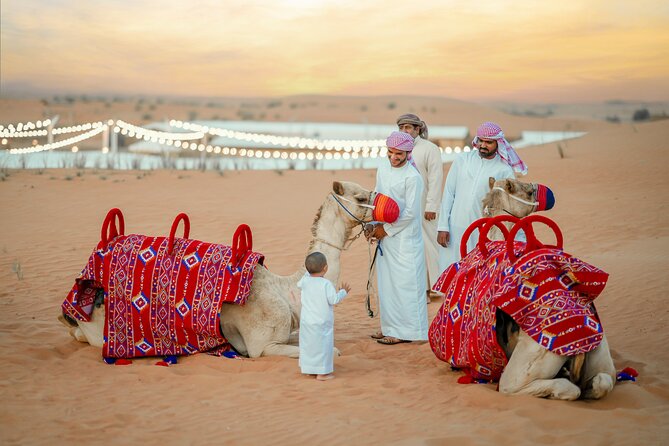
(1, 0), (668, 103)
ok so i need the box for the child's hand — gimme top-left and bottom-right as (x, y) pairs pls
(340, 282), (351, 293)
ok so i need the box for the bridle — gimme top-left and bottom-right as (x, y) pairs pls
(329, 192), (375, 225)
(313, 192), (374, 251)
(484, 185), (538, 218)
(328, 191), (380, 318)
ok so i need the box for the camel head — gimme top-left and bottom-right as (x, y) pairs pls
(331, 181), (374, 225)
(482, 177), (538, 219)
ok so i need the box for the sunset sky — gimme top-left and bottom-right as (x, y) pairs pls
(2, 0), (668, 103)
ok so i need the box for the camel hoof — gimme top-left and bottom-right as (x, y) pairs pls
(583, 373), (614, 399)
(70, 327), (88, 343)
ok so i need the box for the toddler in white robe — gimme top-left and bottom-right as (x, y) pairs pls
(298, 252), (350, 381)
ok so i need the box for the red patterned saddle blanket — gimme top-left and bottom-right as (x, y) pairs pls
(429, 215), (608, 382)
(62, 209), (264, 359)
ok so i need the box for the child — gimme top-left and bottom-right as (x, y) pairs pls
(298, 252), (351, 381)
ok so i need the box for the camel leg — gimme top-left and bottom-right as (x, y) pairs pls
(227, 290), (297, 358)
(581, 335), (616, 399)
(70, 326), (89, 343)
(499, 331), (581, 400)
(260, 343), (300, 358)
(58, 309), (105, 347)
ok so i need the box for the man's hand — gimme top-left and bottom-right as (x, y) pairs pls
(437, 231), (450, 247)
(424, 211), (436, 221)
(365, 223), (387, 241)
(340, 282), (351, 293)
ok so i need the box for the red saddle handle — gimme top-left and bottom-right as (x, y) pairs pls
(460, 217), (490, 259)
(477, 214), (519, 257)
(231, 224), (253, 267)
(168, 213), (191, 255)
(507, 215), (564, 264)
(98, 208), (125, 250)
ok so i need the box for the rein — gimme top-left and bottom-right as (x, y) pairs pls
(314, 225), (365, 251)
(329, 191), (379, 317)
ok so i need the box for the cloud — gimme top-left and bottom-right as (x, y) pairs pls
(2, 0), (668, 101)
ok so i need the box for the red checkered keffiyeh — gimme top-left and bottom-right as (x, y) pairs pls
(62, 213), (264, 360)
(386, 131), (418, 170)
(472, 122), (528, 175)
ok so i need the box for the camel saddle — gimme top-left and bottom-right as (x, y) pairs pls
(62, 208), (264, 359)
(429, 215), (608, 382)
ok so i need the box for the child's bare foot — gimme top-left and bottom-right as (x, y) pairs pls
(316, 374), (335, 381)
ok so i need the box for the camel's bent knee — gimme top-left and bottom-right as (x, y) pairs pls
(499, 377), (581, 400)
(260, 343), (300, 358)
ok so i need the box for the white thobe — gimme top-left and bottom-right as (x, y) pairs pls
(411, 136), (444, 289)
(375, 160), (428, 341)
(437, 151), (514, 272)
(298, 273), (347, 375)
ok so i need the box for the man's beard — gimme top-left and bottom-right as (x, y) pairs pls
(478, 147), (497, 159)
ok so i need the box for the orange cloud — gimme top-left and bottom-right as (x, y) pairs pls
(1, 0), (668, 102)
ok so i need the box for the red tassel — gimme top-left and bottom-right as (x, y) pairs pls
(458, 375), (476, 384)
(115, 358), (132, 366)
(155, 361), (170, 367)
(620, 367), (638, 377)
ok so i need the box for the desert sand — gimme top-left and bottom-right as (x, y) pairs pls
(1, 109), (668, 444)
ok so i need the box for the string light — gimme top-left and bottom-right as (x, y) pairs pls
(3, 117), (466, 162)
(0, 119), (51, 133)
(0, 129), (48, 138)
(53, 122), (100, 135)
(170, 120), (386, 154)
(8, 125), (106, 154)
(116, 120), (203, 141)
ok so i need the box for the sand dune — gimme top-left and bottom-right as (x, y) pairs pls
(1, 116), (668, 444)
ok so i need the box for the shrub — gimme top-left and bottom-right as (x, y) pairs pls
(632, 108), (650, 121)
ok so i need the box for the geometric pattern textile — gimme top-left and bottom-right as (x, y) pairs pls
(62, 233), (264, 359)
(429, 240), (608, 382)
(493, 248), (607, 356)
(429, 240), (515, 382)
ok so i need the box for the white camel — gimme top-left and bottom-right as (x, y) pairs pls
(481, 177), (616, 400)
(60, 181), (373, 359)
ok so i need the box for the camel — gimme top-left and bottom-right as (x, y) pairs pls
(479, 177), (616, 400)
(60, 181), (374, 360)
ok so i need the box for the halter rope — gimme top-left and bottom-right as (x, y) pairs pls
(329, 191), (379, 317)
(491, 186), (538, 208)
(314, 225), (365, 251)
(484, 185), (538, 218)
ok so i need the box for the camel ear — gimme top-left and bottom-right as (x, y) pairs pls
(332, 181), (345, 195)
(488, 177), (496, 190)
(505, 179), (516, 194)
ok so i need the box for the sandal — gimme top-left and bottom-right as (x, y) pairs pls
(370, 331), (385, 339)
(377, 337), (412, 345)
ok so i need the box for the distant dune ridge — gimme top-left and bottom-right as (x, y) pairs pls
(0, 97), (668, 444)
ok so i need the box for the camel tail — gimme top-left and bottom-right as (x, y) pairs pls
(570, 353), (586, 385)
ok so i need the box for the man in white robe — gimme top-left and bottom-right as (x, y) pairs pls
(437, 122), (528, 271)
(366, 131), (428, 345)
(397, 114), (444, 300)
